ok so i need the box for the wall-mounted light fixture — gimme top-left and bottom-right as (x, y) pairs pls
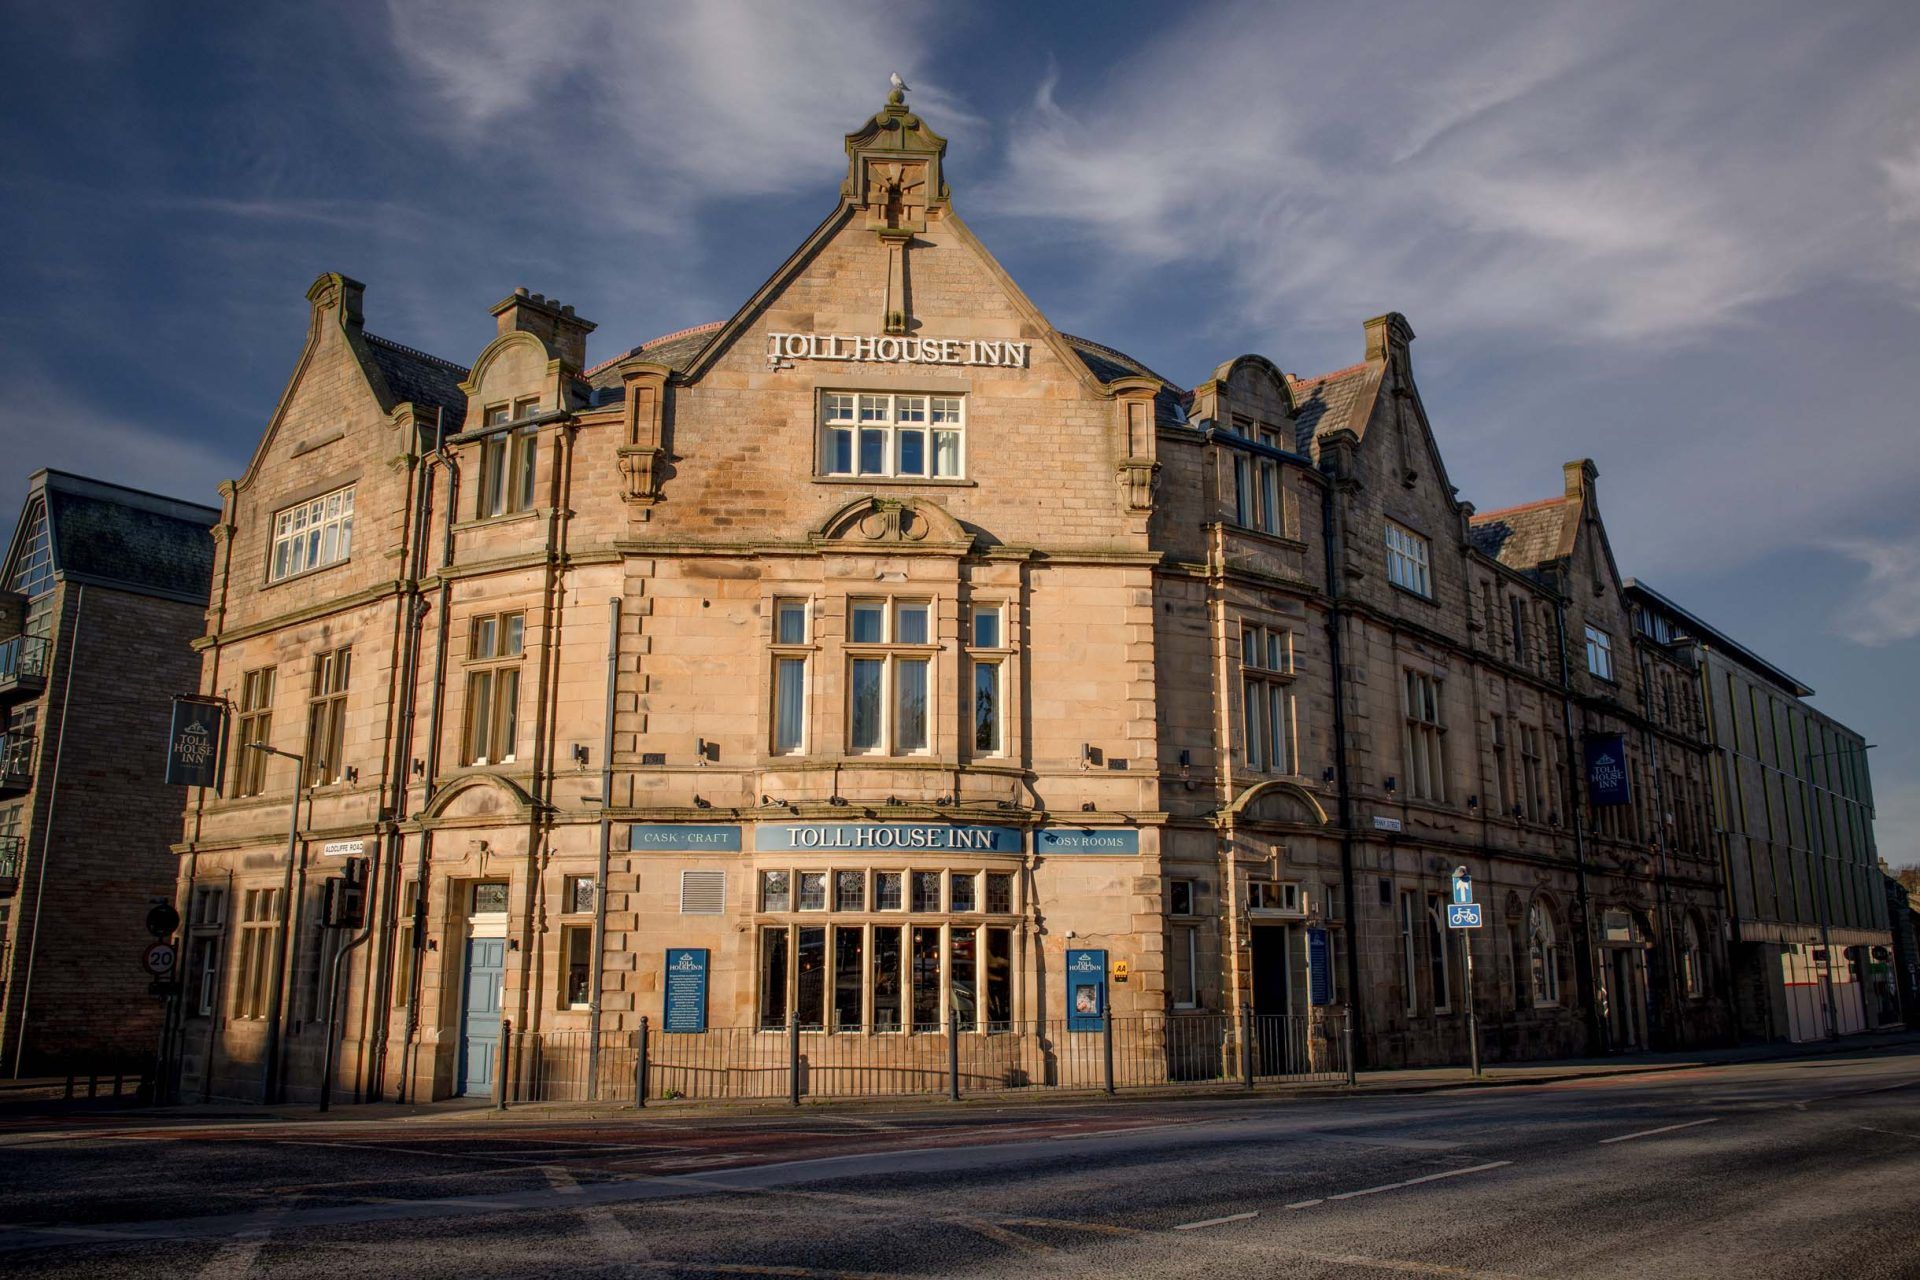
(1468, 795), (1480, 811)
(1322, 766), (1337, 784)
(411, 758), (426, 779)
(696, 737), (713, 766)
(1383, 776), (1398, 794)
(343, 766), (359, 785)
(572, 743), (590, 768)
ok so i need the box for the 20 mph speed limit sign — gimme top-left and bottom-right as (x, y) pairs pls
(142, 941), (178, 977)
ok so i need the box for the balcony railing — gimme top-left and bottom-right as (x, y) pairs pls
(0, 733), (33, 797)
(0, 634), (50, 699)
(0, 834), (19, 896)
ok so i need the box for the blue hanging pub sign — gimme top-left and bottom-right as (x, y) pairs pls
(1583, 733), (1633, 808)
(164, 695), (226, 791)
(754, 823), (1023, 853)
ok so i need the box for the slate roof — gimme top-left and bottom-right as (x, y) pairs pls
(1286, 362), (1381, 454)
(13, 471), (219, 605)
(1058, 333), (1188, 423)
(1468, 496), (1569, 573)
(364, 333), (470, 432)
(586, 323), (728, 394)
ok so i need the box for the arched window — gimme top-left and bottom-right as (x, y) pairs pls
(1681, 913), (1705, 1000)
(1528, 899), (1561, 1007)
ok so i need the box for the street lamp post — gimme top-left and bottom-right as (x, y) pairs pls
(248, 742), (307, 1103)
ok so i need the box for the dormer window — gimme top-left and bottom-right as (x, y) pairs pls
(478, 398), (541, 518)
(819, 392), (964, 479)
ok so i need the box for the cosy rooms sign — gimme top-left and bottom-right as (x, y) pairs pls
(768, 332), (1030, 368)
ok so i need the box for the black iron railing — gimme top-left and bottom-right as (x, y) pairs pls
(494, 1009), (1351, 1107)
(0, 734), (33, 792)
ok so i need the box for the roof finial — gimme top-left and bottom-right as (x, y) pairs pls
(889, 71), (909, 104)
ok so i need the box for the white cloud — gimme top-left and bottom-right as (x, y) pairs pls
(384, 0), (975, 237)
(1826, 534), (1920, 647)
(985, 0), (1920, 346)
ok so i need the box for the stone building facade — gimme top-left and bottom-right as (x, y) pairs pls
(176, 91), (1785, 1103)
(0, 470), (216, 1074)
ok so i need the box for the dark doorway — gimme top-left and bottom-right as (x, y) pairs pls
(1249, 926), (1302, 1075)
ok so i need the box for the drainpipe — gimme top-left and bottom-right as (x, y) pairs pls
(10, 584), (84, 1076)
(1552, 594), (1604, 1055)
(587, 598), (620, 1093)
(1318, 471), (1364, 1066)
(398, 442), (459, 1102)
(367, 412), (446, 1099)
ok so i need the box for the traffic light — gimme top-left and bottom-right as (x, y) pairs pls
(323, 857), (369, 928)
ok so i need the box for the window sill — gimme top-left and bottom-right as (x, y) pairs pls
(454, 508), (545, 533)
(263, 559), (350, 591)
(813, 475), (976, 487)
(1388, 581), (1439, 607)
(1218, 522), (1307, 552)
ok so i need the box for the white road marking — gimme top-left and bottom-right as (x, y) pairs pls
(1320, 1161), (1514, 1202)
(1285, 1198), (1325, 1210)
(1172, 1210), (1259, 1230)
(1597, 1117), (1720, 1144)
(1850, 1124), (1920, 1142)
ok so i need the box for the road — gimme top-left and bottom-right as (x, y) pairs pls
(1, 1045), (1917, 1278)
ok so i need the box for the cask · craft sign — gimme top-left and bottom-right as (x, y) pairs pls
(165, 696), (226, 791)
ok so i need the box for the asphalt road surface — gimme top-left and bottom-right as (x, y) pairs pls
(2, 1046), (1917, 1279)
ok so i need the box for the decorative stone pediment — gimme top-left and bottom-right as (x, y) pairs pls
(811, 496), (972, 552)
(843, 88), (949, 234)
(1224, 780), (1330, 828)
(421, 772), (536, 823)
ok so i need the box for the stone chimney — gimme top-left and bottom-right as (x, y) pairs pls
(1563, 458), (1598, 501)
(1364, 311), (1415, 363)
(307, 272), (366, 329)
(490, 287), (597, 372)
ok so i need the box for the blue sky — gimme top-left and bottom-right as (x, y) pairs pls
(3, 0), (1917, 858)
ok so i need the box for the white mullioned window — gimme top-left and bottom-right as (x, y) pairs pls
(1528, 900), (1562, 1006)
(462, 614), (524, 766)
(1402, 670), (1447, 803)
(1384, 519), (1432, 597)
(771, 599), (810, 755)
(1240, 625), (1294, 773)
(819, 392), (965, 479)
(269, 484), (355, 582)
(477, 398), (542, 519)
(1426, 892), (1453, 1013)
(847, 598), (934, 755)
(232, 887), (281, 1020)
(1585, 624), (1614, 681)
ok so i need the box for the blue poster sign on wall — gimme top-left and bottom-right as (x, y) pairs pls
(1584, 733), (1632, 807)
(754, 824), (1022, 853)
(663, 948), (709, 1033)
(1307, 927), (1332, 1007)
(1066, 948), (1107, 1031)
(1036, 828), (1141, 855)
(629, 825), (742, 853)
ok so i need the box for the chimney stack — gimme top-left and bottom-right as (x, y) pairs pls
(490, 287), (597, 372)
(1363, 311), (1415, 363)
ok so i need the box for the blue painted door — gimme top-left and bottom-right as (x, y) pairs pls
(459, 937), (505, 1096)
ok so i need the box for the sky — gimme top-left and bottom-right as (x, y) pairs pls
(1, 0), (1916, 859)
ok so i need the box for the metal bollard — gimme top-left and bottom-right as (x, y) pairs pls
(494, 1019), (511, 1111)
(634, 1017), (650, 1109)
(1344, 1019), (1356, 1087)
(948, 1007), (962, 1102)
(788, 1015), (801, 1107)
(1240, 1004), (1255, 1089)
(1101, 1012), (1116, 1097)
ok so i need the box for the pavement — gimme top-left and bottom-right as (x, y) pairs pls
(0, 1033), (1917, 1278)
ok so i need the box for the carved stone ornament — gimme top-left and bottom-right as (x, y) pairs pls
(813, 495), (972, 551)
(618, 445), (667, 505)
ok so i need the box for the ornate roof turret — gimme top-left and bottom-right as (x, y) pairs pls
(842, 81), (949, 234)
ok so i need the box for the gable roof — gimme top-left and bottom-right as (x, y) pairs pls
(586, 322), (727, 393)
(1468, 496), (1570, 573)
(1286, 361), (1382, 454)
(4, 470), (218, 605)
(364, 332), (469, 433)
(1059, 333), (1187, 423)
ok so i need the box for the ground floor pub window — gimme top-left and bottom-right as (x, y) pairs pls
(758, 922), (1014, 1032)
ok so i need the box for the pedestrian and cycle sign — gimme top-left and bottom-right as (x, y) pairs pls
(1447, 903), (1483, 929)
